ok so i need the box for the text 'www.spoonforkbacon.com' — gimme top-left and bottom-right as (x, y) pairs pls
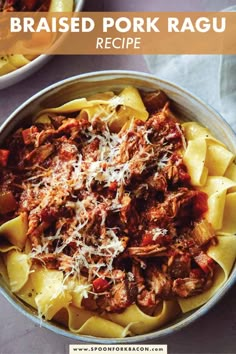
(69, 345), (168, 354)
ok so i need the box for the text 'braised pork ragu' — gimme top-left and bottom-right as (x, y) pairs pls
(0, 89), (216, 315)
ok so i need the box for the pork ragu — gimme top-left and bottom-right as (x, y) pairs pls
(0, 89), (216, 315)
(0, 0), (51, 11)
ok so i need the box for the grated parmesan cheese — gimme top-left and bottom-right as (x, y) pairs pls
(22, 114), (174, 284)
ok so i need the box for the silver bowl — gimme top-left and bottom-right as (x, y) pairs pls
(0, 70), (235, 343)
(0, 0), (84, 90)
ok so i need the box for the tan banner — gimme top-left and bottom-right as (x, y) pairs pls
(0, 12), (236, 54)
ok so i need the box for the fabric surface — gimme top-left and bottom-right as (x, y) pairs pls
(144, 7), (236, 131)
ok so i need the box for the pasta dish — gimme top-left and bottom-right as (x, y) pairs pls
(0, 0), (74, 77)
(0, 87), (236, 338)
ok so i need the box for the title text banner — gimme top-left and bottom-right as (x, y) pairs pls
(0, 12), (235, 54)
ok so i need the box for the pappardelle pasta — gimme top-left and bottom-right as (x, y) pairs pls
(0, 0), (74, 77)
(0, 87), (236, 338)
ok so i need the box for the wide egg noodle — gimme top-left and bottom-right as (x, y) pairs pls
(182, 122), (233, 187)
(178, 235), (236, 313)
(23, 239), (32, 255)
(37, 98), (112, 115)
(107, 300), (181, 335)
(68, 306), (131, 338)
(80, 87), (150, 132)
(0, 254), (9, 284)
(36, 87), (149, 132)
(0, 241), (20, 253)
(81, 95), (116, 122)
(182, 122), (213, 140)
(54, 306), (131, 338)
(0, 57), (16, 76)
(183, 138), (208, 186)
(224, 162), (236, 182)
(196, 176), (236, 230)
(76, 92), (116, 122)
(205, 144), (235, 176)
(54, 306), (94, 330)
(79, 104), (116, 123)
(0, 213), (28, 250)
(16, 275), (37, 309)
(77, 316), (131, 338)
(200, 176), (236, 196)
(0, 55), (30, 76)
(37, 90), (123, 117)
(8, 55), (30, 69)
(30, 267), (71, 320)
(182, 122), (225, 146)
(118, 87), (148, 117)
(16, 274), (90, 317)
(87, 91), (115, 101)
(219, 192), (236, 234)
(0, 244), (20, 285)
(36, 96), (121, 127)
(109, 87), (149, 131)
(49, 0), (74, 11)
(206, 190), (227, 230)
(110, 107), (140, 132)
(6, 250), (31, 292)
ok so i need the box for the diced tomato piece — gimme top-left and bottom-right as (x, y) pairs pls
(22, 126), (38, 145)
(141, 233), (154, 246)
(193, 192), (208, 219)
(190, 268), (203, 279)
(170, 153), (180, 163)
(194, 252), (215, 274)
(0, 149), (10, 167)
(141, 231), (172, 247)
(109, 181), (118, 191)
(93, 278), (110, 293)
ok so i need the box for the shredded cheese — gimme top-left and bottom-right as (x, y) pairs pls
(21, 114), (176, 284)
